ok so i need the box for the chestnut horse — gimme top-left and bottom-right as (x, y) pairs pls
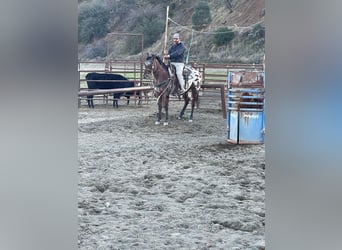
(143, 54), (202, 125)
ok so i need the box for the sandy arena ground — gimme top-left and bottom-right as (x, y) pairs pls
(78, 98), (265, 250)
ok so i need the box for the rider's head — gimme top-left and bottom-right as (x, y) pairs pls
(173, 33), (180, 44)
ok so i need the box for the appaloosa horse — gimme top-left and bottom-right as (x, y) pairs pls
(143, 54), (202, 125)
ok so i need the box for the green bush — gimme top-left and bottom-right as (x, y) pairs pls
(88, 43), (107, 59)
(214, 27), (235, 46)
(192, 1), (212, 30)
(251, 23), (265, 39)
(78, 2), (110, 44)
(109, 2), (130, 21)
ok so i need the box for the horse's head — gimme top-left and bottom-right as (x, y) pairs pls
(143, 54), (154, 79)
(143, 53), (170, 88)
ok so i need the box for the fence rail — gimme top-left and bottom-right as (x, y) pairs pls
(78, 60), (264, 117)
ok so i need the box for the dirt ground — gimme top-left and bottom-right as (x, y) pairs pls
(78, 98), (265, 250)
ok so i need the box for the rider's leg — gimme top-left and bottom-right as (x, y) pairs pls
(171, 62), (185, 92)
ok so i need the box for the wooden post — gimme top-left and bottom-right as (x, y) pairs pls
(163, 5), (169, 63)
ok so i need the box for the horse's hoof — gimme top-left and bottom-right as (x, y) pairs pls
(188, 119), (193, 123)
(163, 122), (169, 126)
(177, 116), (181, 120)
(155, 121), (160, 125)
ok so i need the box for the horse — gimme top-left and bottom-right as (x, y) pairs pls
(143, 54), (202, 125)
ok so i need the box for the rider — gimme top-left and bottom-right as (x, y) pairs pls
(164, 33), (186, 94)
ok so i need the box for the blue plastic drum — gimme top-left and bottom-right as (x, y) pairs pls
(227, 71), (265, 144)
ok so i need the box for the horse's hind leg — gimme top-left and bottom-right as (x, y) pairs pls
(113, 99), (118, 108)
(143, 91), (148, 104)
(195, 89), (200, 108)
(137, 91), (143, 105)
(178, 94), (190, 120)
(113, 95), (119, 108)
(189, 90), (198, 122)
(87, 96), (94, 108)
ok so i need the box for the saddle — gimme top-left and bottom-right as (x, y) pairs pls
(166, 64), (185, 96)
(168, 64), (189, 86)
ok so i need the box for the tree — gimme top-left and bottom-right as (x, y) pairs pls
(126, 14), (164, 54)
(78, 2), (110, 44)
(214, 27), (235, 46)
(192, 1), (212, 30)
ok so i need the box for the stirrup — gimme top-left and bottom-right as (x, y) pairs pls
(179, 88), (186, 94)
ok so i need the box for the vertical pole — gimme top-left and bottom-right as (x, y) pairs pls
(78, 62), (81, 108)
(140, 33), (144, 87)
(186, 29), (194, 64)
(163, 5), (169, 63)
(220, 85), (227, 119)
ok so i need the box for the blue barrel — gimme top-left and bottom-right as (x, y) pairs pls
(227, 72), (265, 144)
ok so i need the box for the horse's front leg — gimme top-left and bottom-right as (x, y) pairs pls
(163, 95), (169, 126)
(155, 98), (162, 125)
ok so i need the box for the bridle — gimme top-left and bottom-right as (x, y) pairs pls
(144, 55), (173, 101)
(143, 57), (154, 78)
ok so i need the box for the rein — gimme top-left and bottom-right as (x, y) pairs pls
(155, 78), (171, 88)
(149, 57), (173, 102)
(149, 57), (172, 88)
(144, 55), (176, 103)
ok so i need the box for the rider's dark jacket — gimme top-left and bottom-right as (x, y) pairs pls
(168, 42), (186, 63)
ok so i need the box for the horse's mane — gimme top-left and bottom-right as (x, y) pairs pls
(153, 55), (169, 72)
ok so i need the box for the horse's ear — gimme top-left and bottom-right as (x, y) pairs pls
(145, 52), (150, 58)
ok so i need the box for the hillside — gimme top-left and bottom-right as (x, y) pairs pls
(78, 0), (265, 63)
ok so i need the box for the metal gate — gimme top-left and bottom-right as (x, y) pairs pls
(227, 71), (265, 144)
